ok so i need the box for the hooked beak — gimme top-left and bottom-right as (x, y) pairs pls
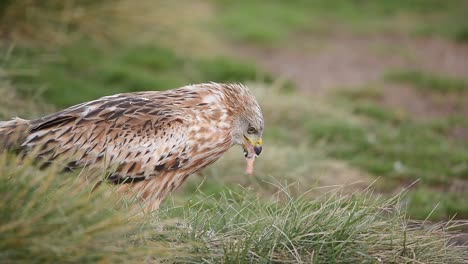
(243, 136), (263, 158)
(254, 145), (263, 156)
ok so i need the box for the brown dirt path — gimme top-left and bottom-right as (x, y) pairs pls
(237, 32), (468, 96)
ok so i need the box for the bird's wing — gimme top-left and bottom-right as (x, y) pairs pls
(24, 93), (193, 183)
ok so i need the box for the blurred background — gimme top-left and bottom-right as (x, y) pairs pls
(0, 0), (467, 222)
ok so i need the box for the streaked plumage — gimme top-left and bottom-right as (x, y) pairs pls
(0, 83), (264, 210)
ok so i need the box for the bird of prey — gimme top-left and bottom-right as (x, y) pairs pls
(0, 83), (264, 210)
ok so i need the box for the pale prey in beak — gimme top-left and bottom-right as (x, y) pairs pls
(243, 135), (262, 174)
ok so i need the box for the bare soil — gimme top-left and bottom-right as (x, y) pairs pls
(380, 84), (468, 120)
(237, 32), (468, 96)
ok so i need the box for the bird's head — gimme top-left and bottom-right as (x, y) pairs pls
(241, 97), (263, 174)
(238, 102), (263, 175)
(221, 83), (264, 173)
(240, 114), (263, 160)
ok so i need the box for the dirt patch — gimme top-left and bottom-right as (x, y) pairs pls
(379, 83), (468, 141)
(380, 83), (468, 120)
(235, 32), (468, 95)
(448, 179), (468, 194)
(449, 125), (468, 141)
(313, 160), (374, 192)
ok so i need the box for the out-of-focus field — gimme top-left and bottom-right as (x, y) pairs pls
(1, 0), (467, 263)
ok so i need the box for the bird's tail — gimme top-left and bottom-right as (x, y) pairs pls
(0, 117), (30, 151)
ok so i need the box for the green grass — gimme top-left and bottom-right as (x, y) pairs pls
(308, 114), (468, 184)
(407, 187), (468, 221)
(212, 0), (468, 44)
(161, 188), (468, 263)
(1, 153), (467, 263)
(328, 87), (468, 219)
(212, 0), (312, 44)
(0, 69), (53, 120)
(385, 70), (468, 93)
(0, 154), (150, 263)
(5, 43), (273, 108)
(300, 87), (468, 188)
(3, 0), (468, 45)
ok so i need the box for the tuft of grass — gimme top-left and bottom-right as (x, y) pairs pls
(0, 153), (153, 264)
(385, 70), (468, 93)
(158, 187), (468, 263)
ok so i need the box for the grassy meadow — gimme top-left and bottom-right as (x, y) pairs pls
(1, 0), (468, 263)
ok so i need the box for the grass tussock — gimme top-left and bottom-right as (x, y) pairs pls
(160, 187), (468, 263)
(0, 153), (154, 264)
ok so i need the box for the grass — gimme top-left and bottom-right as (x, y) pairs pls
(5, 43), (273, 108)
(0, 68), (53, 120)
(330, 87), (468, 184)
(211, 0), (468, 44)
(329, 87), (468, 218)
(1, 153), (467, 263)
(2, 1), (468, 46)
(407, 187), (468, 221)
(162, 188), (468, 263)
(0, 154), (149, 263)
(385, 70), (468, 93)
(308, 114), (468, 185)
(254, 82), (468, 188)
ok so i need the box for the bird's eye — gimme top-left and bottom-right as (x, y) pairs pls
(247, 127), (257, 134)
